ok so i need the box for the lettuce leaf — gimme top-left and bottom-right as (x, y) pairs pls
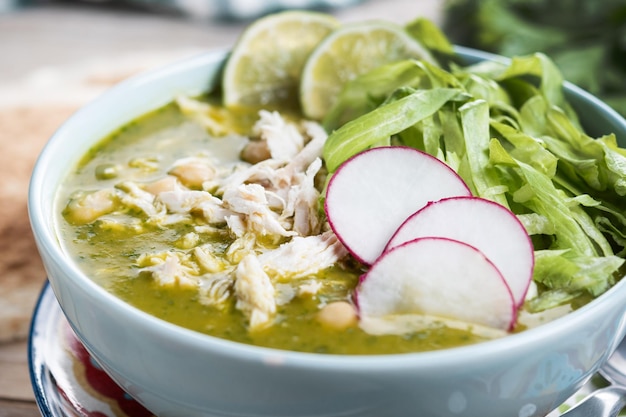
(322, 87), (467, 172)
(320, 27), (625, 312)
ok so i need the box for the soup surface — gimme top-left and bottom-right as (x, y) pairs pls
(57, 99), (494, 354)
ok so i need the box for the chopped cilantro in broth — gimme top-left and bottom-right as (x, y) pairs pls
(112, 268), (484, 354)
(56, 99), (488, 354)
(68, 103), (245, 190)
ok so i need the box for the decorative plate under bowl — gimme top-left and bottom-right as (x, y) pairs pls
(28, 281), (155, 417)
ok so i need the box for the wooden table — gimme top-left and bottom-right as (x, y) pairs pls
(0, 340), (35, 416)
(0, 2), (444, 415)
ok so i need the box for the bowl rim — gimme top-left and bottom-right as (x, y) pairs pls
(28, 45), (626, 370)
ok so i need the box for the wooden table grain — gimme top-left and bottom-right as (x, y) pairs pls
(0, 2), (443, 415)
(0, 340), (39, 416)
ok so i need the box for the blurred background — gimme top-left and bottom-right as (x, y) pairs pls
(0, 0), (624, 413)
(0, 0), (442, 98)
(445, 0), (626, 117)
(1, 0), (624, 112)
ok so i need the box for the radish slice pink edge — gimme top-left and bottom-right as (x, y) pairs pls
(324, 146), (471, 265)
(356, 237), (517, 331)
(385, 196), (534, 308)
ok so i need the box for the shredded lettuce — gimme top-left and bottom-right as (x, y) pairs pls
(321, 21), (626, 312)
(322, 87), (467, 173)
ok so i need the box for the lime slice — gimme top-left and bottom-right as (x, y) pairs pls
(222, 11), (339, 110)
(300, 21), (436, 120)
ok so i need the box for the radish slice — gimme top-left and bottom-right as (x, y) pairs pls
(356, 237), (516, 331)
(324, 146), (470, 265)
(386, 196), (534, 307)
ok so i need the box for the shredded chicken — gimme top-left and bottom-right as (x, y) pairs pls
(275, 283), (298, 306)
(194, 245), (230, 273)
(71, 108), (352, 331)
(290, 158), (323, 236)
(198, 273), (234, 308)
(254, 110), (305, 161)
(222, 183), (296, 238)
(225, 232), (257, 264)
(157, 188), (231, 224)
(282, 121), (328, 177)
(136, 251), (199, 288)
(234, 254), (277, 330)
(299, 280), (323, 296)
(117, 181), (163, 218)
(259, 231), (349, 279)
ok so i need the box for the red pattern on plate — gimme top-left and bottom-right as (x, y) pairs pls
(62, 323), (155, 417)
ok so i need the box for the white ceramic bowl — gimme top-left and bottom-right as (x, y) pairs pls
(29, 47), (626, 417)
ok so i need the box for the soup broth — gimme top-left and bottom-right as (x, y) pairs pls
(56, 99), (492, 354)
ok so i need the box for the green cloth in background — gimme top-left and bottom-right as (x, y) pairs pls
(443, 0), (626, 117)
